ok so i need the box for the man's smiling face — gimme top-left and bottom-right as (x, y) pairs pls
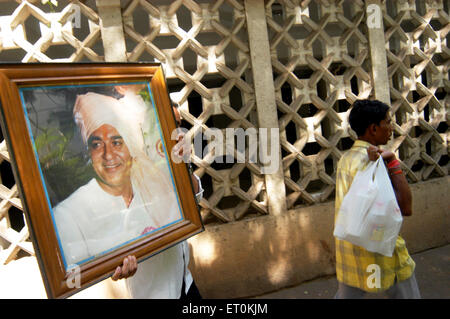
(88, 124), (132, 191)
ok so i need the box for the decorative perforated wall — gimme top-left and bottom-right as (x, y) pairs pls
(0, 0), (448, 265)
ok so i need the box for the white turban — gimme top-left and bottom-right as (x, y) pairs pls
(73, 92), (180, 228)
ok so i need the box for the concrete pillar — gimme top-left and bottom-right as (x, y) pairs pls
(365, 0), (391, 104)
(96, 0), (127, 62)
(244, 0), (287, 216)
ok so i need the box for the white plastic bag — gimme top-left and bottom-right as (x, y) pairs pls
(334, 157), (403, 257)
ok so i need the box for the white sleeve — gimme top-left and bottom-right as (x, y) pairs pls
(53, 204), (90, 267)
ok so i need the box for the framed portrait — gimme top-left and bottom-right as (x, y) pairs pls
(0, 63), (203, 298)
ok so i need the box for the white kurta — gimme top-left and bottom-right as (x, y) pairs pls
(54, 178), (181, 265)
(53, 178), (194, 298)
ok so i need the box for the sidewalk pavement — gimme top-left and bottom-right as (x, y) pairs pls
(1, 243), (448, 299)
(254, 244), (450, 299)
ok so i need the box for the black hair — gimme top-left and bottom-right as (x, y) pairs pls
(349, 99), (390, 136)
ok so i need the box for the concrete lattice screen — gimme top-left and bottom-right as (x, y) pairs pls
(0, 0), (448, 267)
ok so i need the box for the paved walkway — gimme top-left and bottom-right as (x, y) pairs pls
(255, 244), (450, 299)
(1, 244), (448, 299)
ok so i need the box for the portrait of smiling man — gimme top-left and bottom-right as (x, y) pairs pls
(53, 89), (182, 271)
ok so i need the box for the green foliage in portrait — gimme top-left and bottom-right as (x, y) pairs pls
(34, 127), (94, 206)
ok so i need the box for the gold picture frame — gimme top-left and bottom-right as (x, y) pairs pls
(0, 63), (203, 298)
